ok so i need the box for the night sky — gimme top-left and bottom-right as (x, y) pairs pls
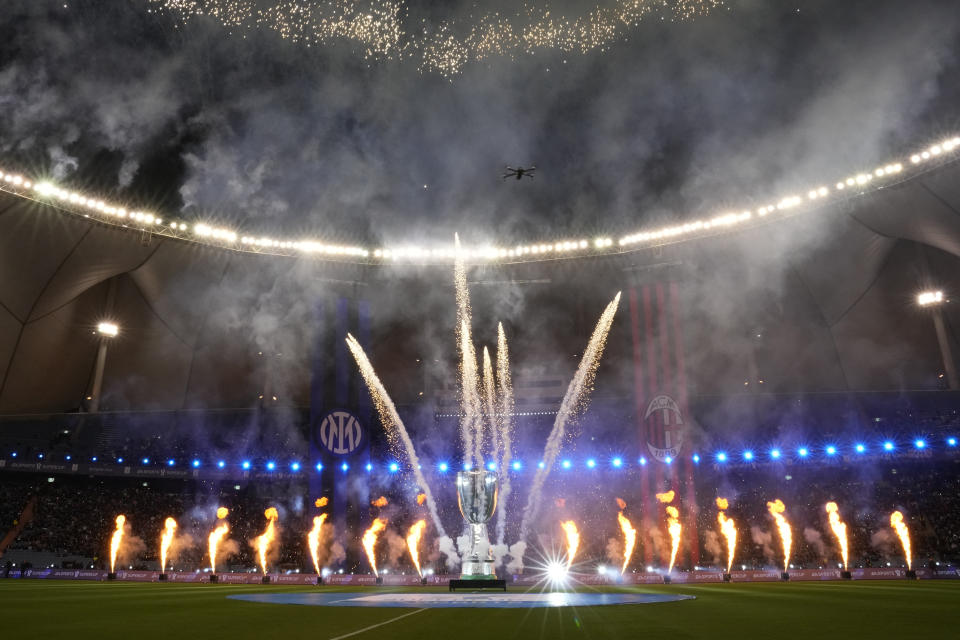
(1, 0), (958, 247)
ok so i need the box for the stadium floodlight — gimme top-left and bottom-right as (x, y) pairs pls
(97, 322), (119, 337)
(612, 457), (623, 468)
(883, 441), (895, 452)
(716, 452), (727, 462)
(512, 460), (522, 471)
(438, 462), (449, 472)
(770, 448), (781, 459)
(586, 458), (596, 468)
(914, 439), (926, 450)
(917, 290), (944, 306)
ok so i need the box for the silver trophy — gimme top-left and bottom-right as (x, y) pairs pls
(456, 470), (499, 579)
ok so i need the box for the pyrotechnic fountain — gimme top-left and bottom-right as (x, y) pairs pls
(716, 498), (737, 580)
(889, 511), (915, 578)
(362, 518), (387, 579)
(656, 491), (682, 581)
(825, 502), (851, 579)
(159, 517), (177, 580)
(255, 507), (279, 582)
(560, 521), (580, 571)
(406, 519), (427, 580)
(493, 323), (515, 547)
(766, 499), (792, 579)
(208, 507), (229, 582)
(108, 514), (126, 579)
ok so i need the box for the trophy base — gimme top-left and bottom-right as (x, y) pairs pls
(449, 579), (506, 592)
(460, 558), (497, 580)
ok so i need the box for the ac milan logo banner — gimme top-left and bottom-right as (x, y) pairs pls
(627, 283), (692, 463)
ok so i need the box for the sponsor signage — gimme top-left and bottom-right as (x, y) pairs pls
(116, 570), (157, 582)
(272, 574), (320, 585)
(730, 570), (782, 582)
(325, 574), (379, 586)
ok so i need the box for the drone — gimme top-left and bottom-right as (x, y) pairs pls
(502, 165), (536, 180)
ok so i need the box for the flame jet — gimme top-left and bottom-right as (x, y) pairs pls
(767, 499), (792, 573)
(406, 520), (427, 577)
(656, 491), (682, 573)
(617, 508), (637, 575)
(560, 520), (580, 570)
(109, 515), (126, 573)
(160, 517), (177, 572)
(363, 518), (387, 576)
(890, 511), (912, 570)
(307, 513), (328, 575)
(208, 507), (229, 573)
(825, 502), (849, 570)
(716, 498), (737, 573)
(256, 507), (279, 574)
(315, 497), (329, 508)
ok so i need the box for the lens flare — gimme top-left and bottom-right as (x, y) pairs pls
(109, 515), (126, 573)
(256, 507), (279, 574)
(656, 492), (681, 573)
(825, 502), (849, 570)
(315, 497), (329, 508)
(406, 519), (427, 577)
(160, 517), (177, 572)
(371, 496), (389, 508)
(767, 499), (792, 573)
(716, 497), (737, 573)
(363, 518), (387, 576)
(617, 510), (637, 575)
(307, 513), (328, 574)
(560, 520), (580, 570)
(890, 511), (912, 570)
(208, 507), (229, 573)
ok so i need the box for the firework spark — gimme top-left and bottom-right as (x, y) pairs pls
(767, 499), (792, 573)
(890, 511), (912, 570)
(494, 322), (515, 546)
(825, 502), (849, 570)
(406, 519), (427, 577)
(307, 513), (328, 575)
(362, 518), (387, 577)
(109, 515), (126, 573)
(560, 520), (580, 570)
(255, 507), (279, 575)
(208, 507), (229, 574)
(716, 497), (737, 573)
(160, 517), (177, 572)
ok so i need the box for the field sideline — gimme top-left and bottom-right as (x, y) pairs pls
(1, 580), (958, 639)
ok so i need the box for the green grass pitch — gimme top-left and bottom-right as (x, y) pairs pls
(1, 580), (958, 639)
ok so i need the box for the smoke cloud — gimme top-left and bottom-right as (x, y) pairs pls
(751, 526), (775, 564)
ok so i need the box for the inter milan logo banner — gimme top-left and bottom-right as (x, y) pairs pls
(628, 281), (699, 566)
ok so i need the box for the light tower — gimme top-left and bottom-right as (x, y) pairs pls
(918, 290), (958, 390)
(88, 322), (119, 412)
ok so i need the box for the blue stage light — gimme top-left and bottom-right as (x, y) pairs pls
(463, 462), (473, 471)
(341, 462), (349, 472)
(242, 460), (251, 470)
(11, 452), (17, 458)
(486, 461), (496, 471)
(117, 457), (124, 463)
(561, 460), (572, 469)
(66, 455), (72, 461)
(664, 456), (673, 464)
(743, 451), (754, 461)
(948, 437), (957, 447)
(639, 457), (647, 466)
(716, 452), (727, 462)
(511, 460), (522, 471)
(365, 463), (373, 472)
(883, 441), (894, 452)
(91, 456), (97, 462)
(217, 460), (226, 469)
(315, 462), (323, 471)
(266, 461), (276, 471)
(770, 449), (781, 459)
(612, 457), (623, 468)
(538, 461), (545, 469)
(167, 459), (175, 467)
(914, 439), (926, 449)
(692, 454), (700, 463)
(855, 444), (866, 453)
(389, 462), (400, 472)
(826, 446), (837, 456)
(438, 462), (449, 472)
(586, 458), (596, 468)
(798, 448), (809, 457)
(142, 457), (150, 464)
(192, 459), (201, 468)
(38, 453), (44, 459)
(290, 462), (301, 472)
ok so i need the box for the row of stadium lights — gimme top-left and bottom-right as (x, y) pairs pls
(9, 437), (956, 471)
(0, 137), (957, 263)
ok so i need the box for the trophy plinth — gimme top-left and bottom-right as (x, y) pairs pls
(456, 470), (499, 580)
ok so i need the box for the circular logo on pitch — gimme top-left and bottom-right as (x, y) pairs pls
(317, 410), (363, 455)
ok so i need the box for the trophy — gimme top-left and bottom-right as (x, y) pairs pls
(456, 470), (499, 579)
